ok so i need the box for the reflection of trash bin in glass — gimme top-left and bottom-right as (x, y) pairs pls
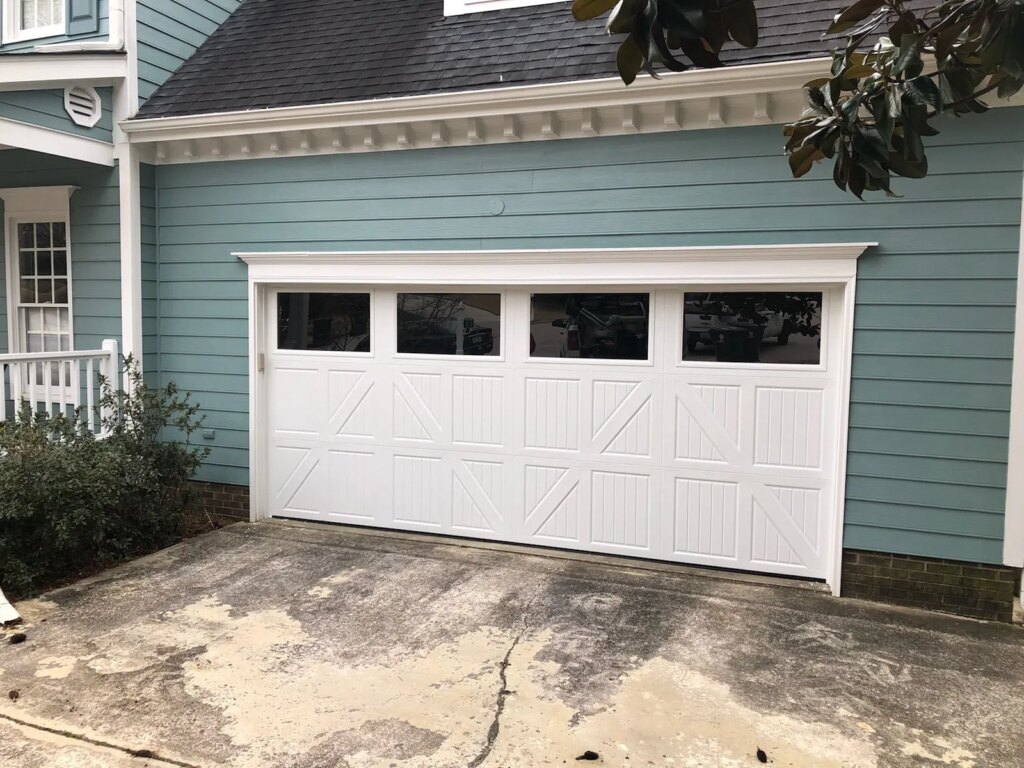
(713, 325), (765, 362)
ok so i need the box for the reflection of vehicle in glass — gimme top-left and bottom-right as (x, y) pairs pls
(684, 294), (790, 355)
(398, 315), (493, 355)
(552, 295), (648, 359)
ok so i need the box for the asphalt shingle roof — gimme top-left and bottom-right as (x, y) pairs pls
(136, 0), (851, 119)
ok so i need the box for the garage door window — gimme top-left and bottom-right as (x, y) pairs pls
(530, 293), (650, 360)
(277, 292), (371, 353)
(683, 291), (823, 365)
(397, 293), (501, 356)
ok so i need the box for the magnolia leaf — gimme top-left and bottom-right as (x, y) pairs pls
(843, 63), (876, 79)
(607, 0), (644, 34)
(788, 143), (825, 178)
(655, 0), (702, 40)
(903, 76), (943, 110)
(888, 150), (928, 179)
(828, 0), (886, 35)
(616, 34), (644, 84)
(727, 0), (758, 48)
(893, 33), (923, 75)
(572, 0), (618, 21)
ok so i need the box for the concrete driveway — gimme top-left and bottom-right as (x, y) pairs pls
(1, 522), (1022, 768)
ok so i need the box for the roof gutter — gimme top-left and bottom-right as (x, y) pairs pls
(119, 56), (1023, 165)
(36, 0), (126, 53)
(122, 57), (831, 142)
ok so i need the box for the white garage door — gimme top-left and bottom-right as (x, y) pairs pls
(265, 286), (842, 579)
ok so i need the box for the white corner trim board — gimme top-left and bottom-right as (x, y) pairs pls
(0, 118), (114, 166)
(1005, 172), (1024, 569)
(240, 243), (872, 596)
(117, 144), (144, 374)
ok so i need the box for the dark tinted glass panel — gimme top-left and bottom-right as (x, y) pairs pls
(18, 223), (33, 249)
(19, 250), (34, 277)
(530, 293), (650, 360)
(683, 291), (823, 364)
(397, 293), (500, 356)
(277, 293), (371, 352)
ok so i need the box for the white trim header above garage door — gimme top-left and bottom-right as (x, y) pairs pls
(236, 243), (876, 285)
(239, 243), (874, 596)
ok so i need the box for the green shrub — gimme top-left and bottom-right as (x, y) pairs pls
(0, 359), (209, 597)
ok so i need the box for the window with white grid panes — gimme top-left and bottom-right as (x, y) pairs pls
(16, 221), (73, 388)
(2, 0), (64, 42)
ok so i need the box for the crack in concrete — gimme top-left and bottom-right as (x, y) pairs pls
(0, 711), (200, 768)
(466, 583), (544, 768)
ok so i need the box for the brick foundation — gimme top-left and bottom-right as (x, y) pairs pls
(842, 550), (1021, 623)
(195, 481), (250, 521)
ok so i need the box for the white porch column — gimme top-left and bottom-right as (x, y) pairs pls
(117, 142), (143, 380)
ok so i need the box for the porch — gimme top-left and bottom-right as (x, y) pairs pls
(0, 339), (118, 433)
(0, 148), (124, 429)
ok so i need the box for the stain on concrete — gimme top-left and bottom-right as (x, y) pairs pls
(1, 522), (1022, 768)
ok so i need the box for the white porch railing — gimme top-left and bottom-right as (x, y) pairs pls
(0, 339), (119, 436)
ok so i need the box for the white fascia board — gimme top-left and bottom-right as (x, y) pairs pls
(0, 53), (127, 92)
(123, 58), (832, 143)
(1006, 171), (1024, 568)
(0, 117), (114, 165)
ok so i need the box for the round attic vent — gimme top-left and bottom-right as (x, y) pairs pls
(64, 86), (102, 128)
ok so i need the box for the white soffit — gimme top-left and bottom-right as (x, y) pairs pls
(0, 53), (127, 92)
(0, 118), (114, 166)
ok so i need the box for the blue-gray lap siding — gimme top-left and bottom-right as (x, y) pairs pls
(0, 150), (121, 354)
(0, 87), (114, 143)
(149, 108), (1024, 564)
(136, 0), (243, 104)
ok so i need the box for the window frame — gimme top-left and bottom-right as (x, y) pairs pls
(273, 288), (376, 357)
(2, 188), (76, 360)
(1, 187), (78, 404)
(2, 0), (66, 44)
(526, 289), (656, 367)
(394, 290), (506, 362)
(677, 287), (829, 372)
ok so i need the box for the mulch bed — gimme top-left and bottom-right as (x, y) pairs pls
(2, 506), (243, 604)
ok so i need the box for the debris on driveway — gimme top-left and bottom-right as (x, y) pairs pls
(0, 522), (1022, 768)
(0, 587), (22, 627)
